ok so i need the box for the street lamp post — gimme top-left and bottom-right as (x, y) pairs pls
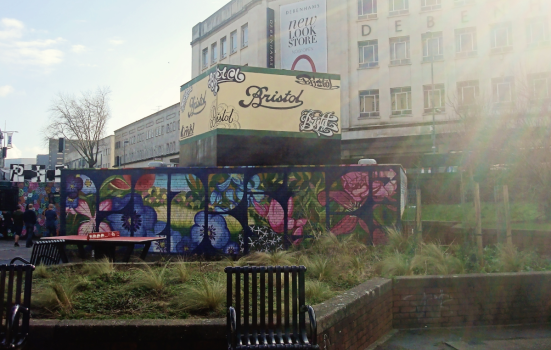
(123, 141), (129, 168)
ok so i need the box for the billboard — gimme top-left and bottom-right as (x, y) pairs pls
(179, 64), (340, 143)
(279, 0), (327, 73)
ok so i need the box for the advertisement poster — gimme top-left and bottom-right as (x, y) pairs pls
(280, 0), (328, 73)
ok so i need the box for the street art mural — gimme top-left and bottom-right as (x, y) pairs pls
(61, 165), (406, 255)
(3, 181), (61, 237)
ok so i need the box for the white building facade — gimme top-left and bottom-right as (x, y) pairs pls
(114, 103), (180, 168)
(64, 135), (115, 169)
(190, 0), (551, 165)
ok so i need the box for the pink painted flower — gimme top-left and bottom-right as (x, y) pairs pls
(341, 172), (370, 203)
(76, 200), (112, 235)
(254, 198), (307, 244)
(28, 182), (39, 191)
(318, 191), (369, 235)
(372, 180), (397, 202)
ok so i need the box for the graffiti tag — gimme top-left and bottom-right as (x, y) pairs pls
(208, 66), (246, 96)
(299, 110), (339, 137)
(188, 92), (206, 118)
(295, 74), (339, 90)
(180, 123), (195, 139)
(210, 103), (241, 130)
(239, 86), (304, 110)
(180, 86), (193, 114)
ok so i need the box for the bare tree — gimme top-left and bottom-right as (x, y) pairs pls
(45, 87), (111, 168)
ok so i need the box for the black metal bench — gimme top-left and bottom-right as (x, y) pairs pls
(10, 240), (68, 266)
(225, 265), (318, 349)
(0, 264), (35, 350)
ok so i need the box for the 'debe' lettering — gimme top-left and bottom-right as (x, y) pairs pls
(238, 86), (304, 110)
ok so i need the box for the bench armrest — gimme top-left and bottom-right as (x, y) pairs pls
(10, 257), (31, 265)
(306, 305), (318, 346)
(228, 306), (236, 349)
(6, 304), (29, 348)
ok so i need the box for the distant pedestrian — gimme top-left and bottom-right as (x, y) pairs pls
(12, 205), (24, 247)
(44, 204), (58, 237)
(23, 204), (37, 248)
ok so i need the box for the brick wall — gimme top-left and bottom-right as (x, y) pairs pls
(28, 319), (226, 350)
(393, 272), (551, 329)
(315, 278), (393, 350)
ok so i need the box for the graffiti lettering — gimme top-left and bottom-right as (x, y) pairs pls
(295, 74), (339, 90)
(180, 86), (193, 113)
(299, 109), (339, 137)
(208, 67), (246, 96)
(239, 86), (304, 110)
(188, 92), (206, 118)
(180, 123), (195, 139)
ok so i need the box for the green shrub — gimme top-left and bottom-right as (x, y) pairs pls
(247, 251), (294, 266)
(378, 252), (413, 277)
(305, 280), (334, 304)
(83, 257), (115, 276)
(307, 255), (335, 282)
(34, 265), (52, 279)
(132, 263), (169, 293)
(181, 276), (225, 313)
(173, 261), (190, 283)
(496, 244), (536, 272)
(411, 243), (465, 275)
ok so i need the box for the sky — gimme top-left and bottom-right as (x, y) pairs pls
(0, 0), (229, 159)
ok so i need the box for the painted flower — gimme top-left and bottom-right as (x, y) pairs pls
(372, 180), (397, 202)
(190, 211), (230, 249)
(372, 228), (388, 245)
(175, 235), (199, 254)
(66, 175), (83, 199)
(210, 174), (264, 211)
(28, 182), (39, 191)
(107, 194), (158, 237)
(341, 172), (370, 203)
(224, 242), (240, 255)
(80, 175), (96, 194)
(136, 174), (156, 191)
(66, 197), (79, 209)
(318, 190), (369, 235)
(254, 198), (307, 244)
(373, 204), (397, 227)
(76, 200), (111, 235)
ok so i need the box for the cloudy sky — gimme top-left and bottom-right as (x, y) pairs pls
(0, 0), (228, 159)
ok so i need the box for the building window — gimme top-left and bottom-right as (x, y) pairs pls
(457, 80), (479, 106)
(455, 27), (477, 58)
(359, 90), (380, 118)
(490, 23), (513, 54)
(230, 30), (238, 54)
(211, 42), (218, 64)
(422, 32), (443, 61)
(389, 36), (410, 65)
(389, 0), (408, 16)
(358, 0), (377, 19)
(202, 48), (208, 69)
(492, 77), (514, 104)
(220, 37), (227, 59)
(358, 40), (378, 68)
(529, 73), (550, 100)
(423, 84), (445, 113)
(391, 87), (412, 116)
(241, 23), (248, 48)
(526, 19), (549, 47)
(421, 0), (441, 12)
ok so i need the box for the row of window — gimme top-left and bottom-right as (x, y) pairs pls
(359, 74), (551, 118)
(202, 23), (249, 69)
(358, 0), (531, 18)
(359, 19), (549, 68)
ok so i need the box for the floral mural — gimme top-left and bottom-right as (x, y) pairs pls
(7, 181), (61, 237)
(61, 166), (405, 255)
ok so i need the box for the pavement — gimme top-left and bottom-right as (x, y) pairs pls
(373, 324), (551, 350)
(0, 237), (32, 264)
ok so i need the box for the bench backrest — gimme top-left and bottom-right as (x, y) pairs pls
(30, 240), (66, 266)
(225, 265), (310, 348)
(0, 264), (34, 345)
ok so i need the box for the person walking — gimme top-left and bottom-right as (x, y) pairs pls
(23, 204), (37, 248)
(12, 205), (24, 247)
(44, 204), (58, 238)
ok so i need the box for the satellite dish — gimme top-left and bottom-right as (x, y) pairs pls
(358, 159), (377, 165)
